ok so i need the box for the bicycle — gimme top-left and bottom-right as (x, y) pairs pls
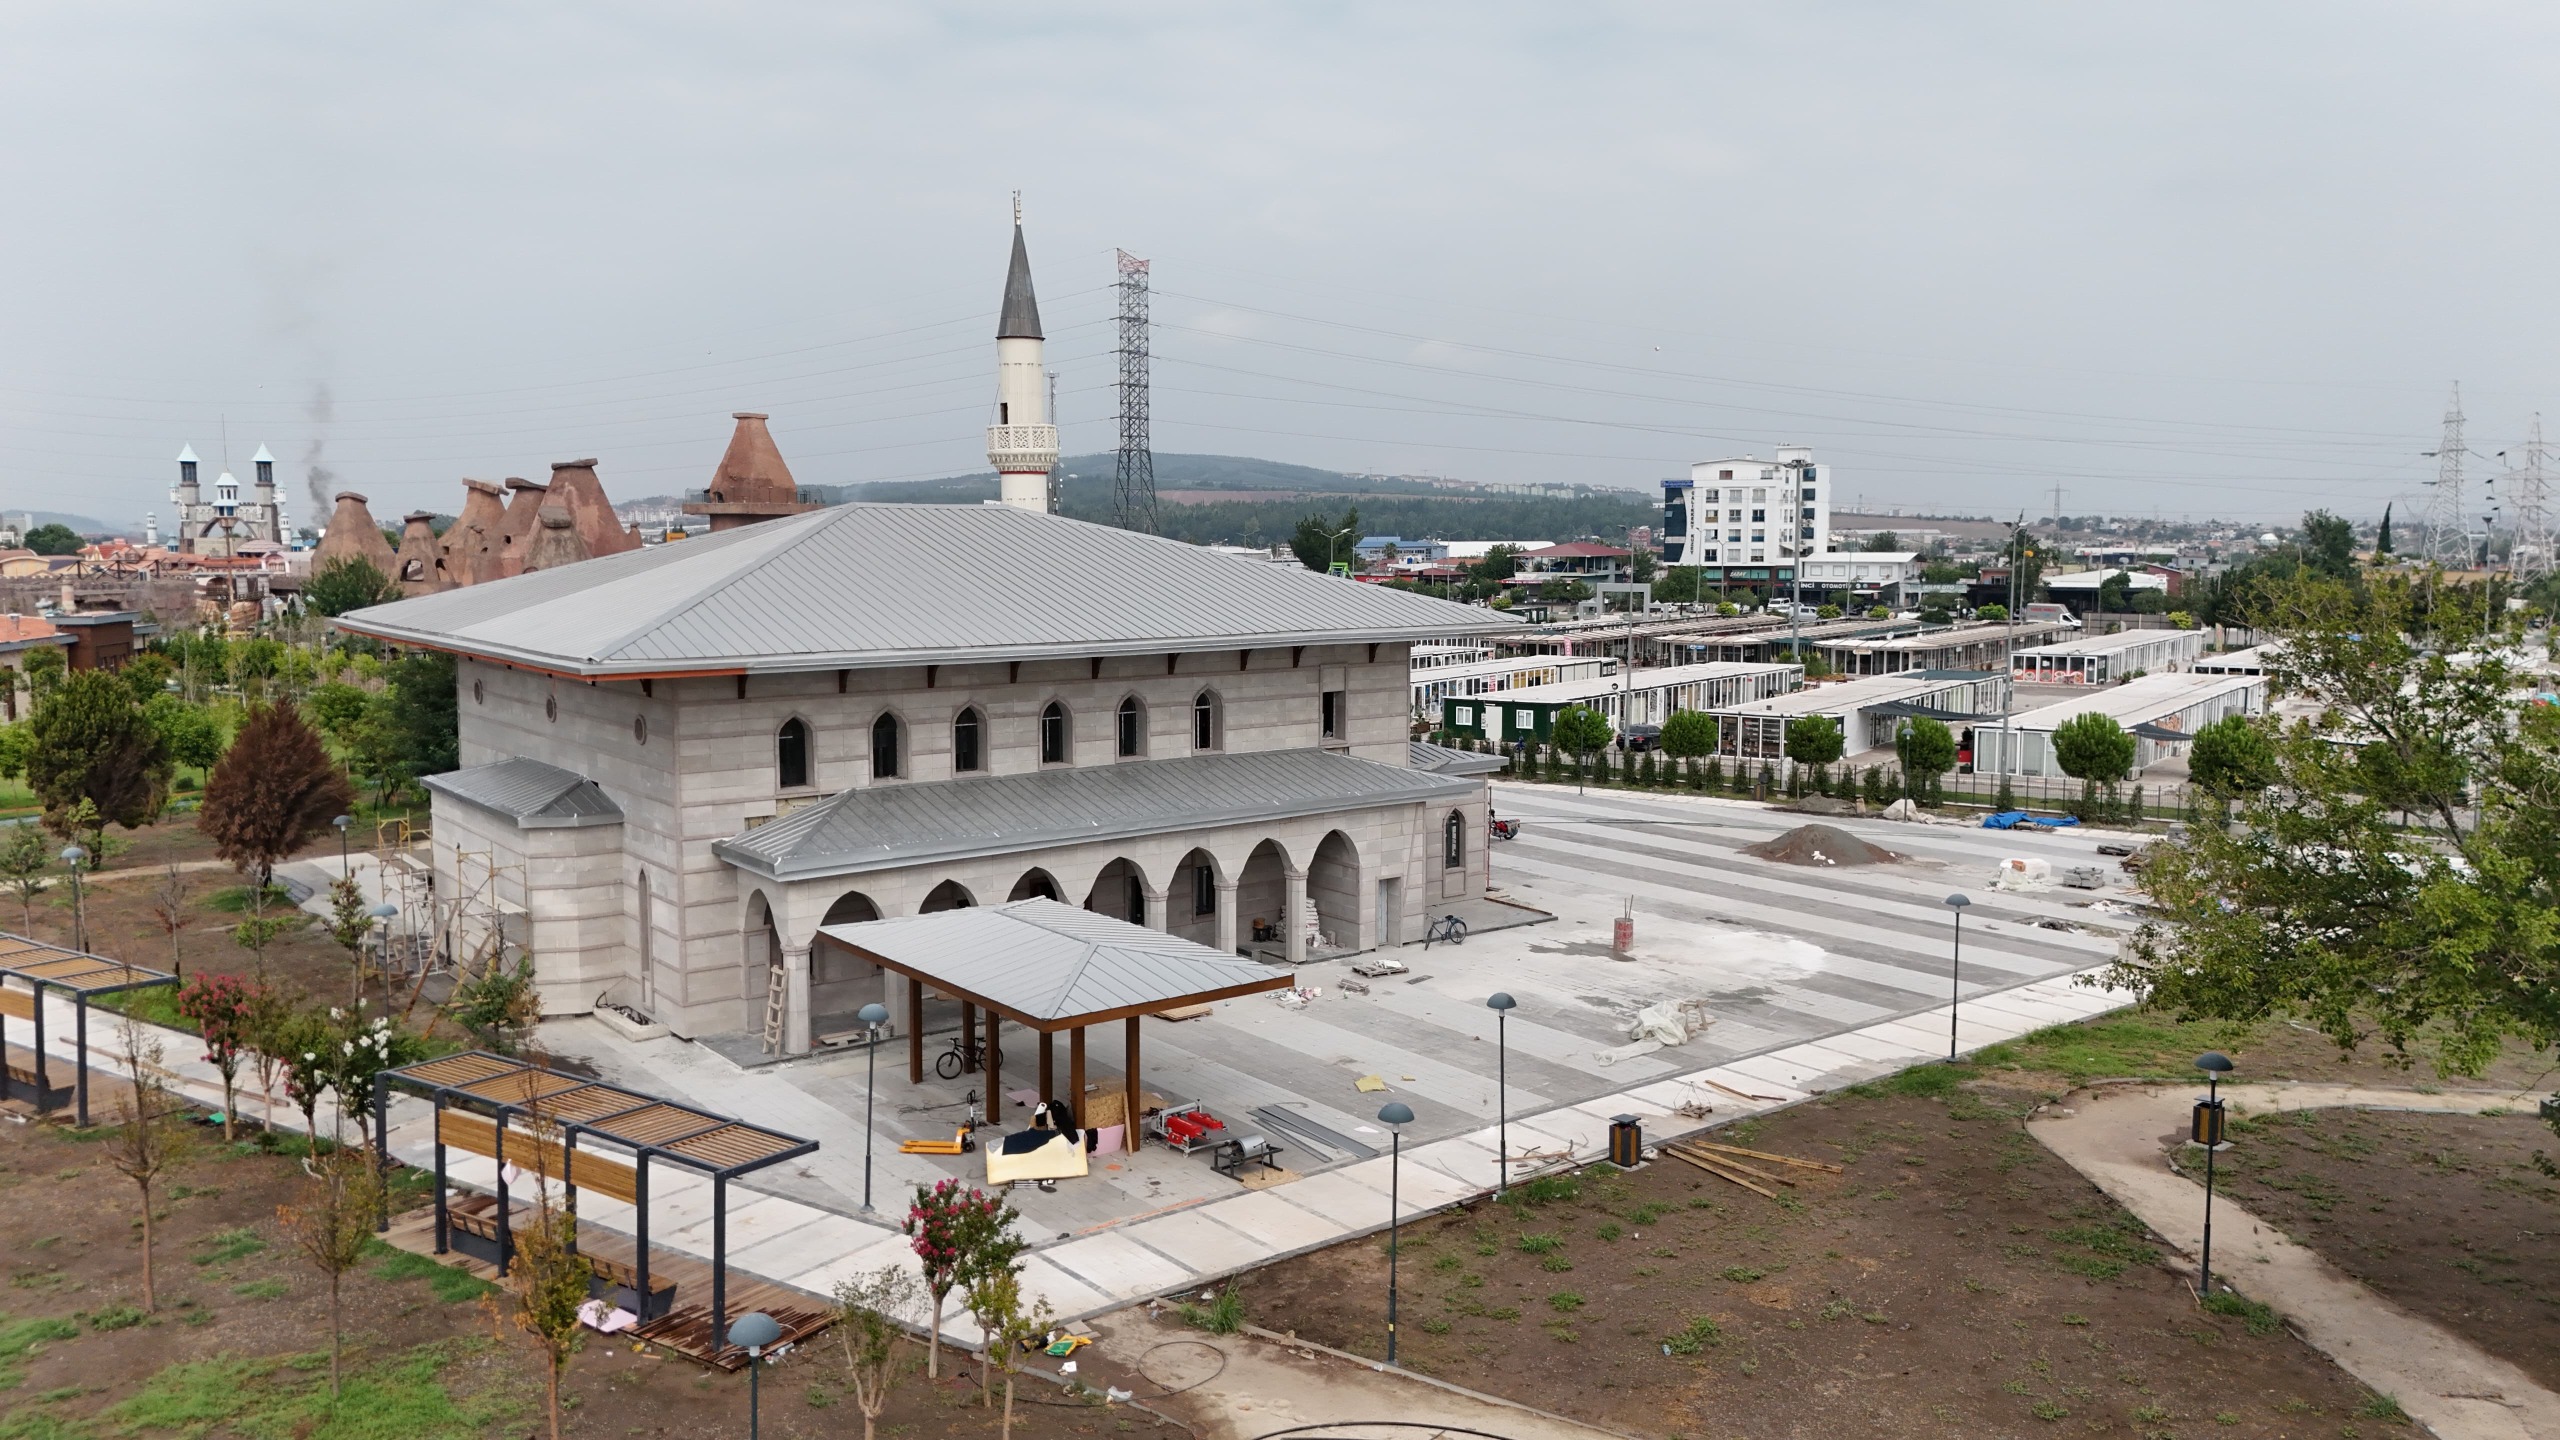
(934, 1032), (983, 1080)
(1424, 914), (1468, 949)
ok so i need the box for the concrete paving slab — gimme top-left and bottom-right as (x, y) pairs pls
(1114, 1208), (1281, 1276)
(1266, 1169), (1399, 1230)
(1190, 1190), (1348, 1254)
(1043, 1229), (1201, 1300)
(1015, 1253), (1121, 1318)
(730, 1211), (882, 1277)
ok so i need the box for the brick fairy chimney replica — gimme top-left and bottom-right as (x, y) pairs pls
(540, 460), (643, 557)
(312, 492), (399, 579)
(518, 502), (591, 573)
(441, 479), (507, 586)
(490, 478), (550, 579)
(392, 512), (453, 595)
(683, 413), (822, 531)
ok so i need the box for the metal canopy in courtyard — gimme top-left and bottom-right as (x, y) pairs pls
(816, 898), (1297, 1149)
(0, 932), (179, 1126)
(377, 1051), (817, 1364)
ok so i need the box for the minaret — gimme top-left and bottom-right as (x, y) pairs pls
(251, 444), (277, 543)
(987, 198), (1058, 513)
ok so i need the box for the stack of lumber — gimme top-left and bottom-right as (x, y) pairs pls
(1661, 1137), (1843, 1199)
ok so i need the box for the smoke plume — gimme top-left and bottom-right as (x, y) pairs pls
(303, 381), (335, 525)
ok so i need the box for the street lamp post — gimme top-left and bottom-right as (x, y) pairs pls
(1942, 894), (1970, 1062)
(1327, 525), (1356, 575)
(2192, 1051), (2234, 1297)
(332, 814), (352, 881)
(727, 1312), (783, 1439)
(59, 846), (87, 953)
(1377, 1100), (1414, 1364)
(857, 1002), (890, 1213)
(1485, 994), (1515, 1197)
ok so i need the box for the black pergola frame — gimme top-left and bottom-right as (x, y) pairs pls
(375, 1051), (818, 1349)
(0, 934), (180, 1128)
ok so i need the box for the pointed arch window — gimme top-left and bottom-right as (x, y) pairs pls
(1444, 810), (1466, 869)
(1117, 696), (1145, 758)
(1192, 690), (1221, 751)
(871, 712), (902, 779)
(953, 707), (984, 773)
(777, 718), (811, 790)
(1040, 702), (1070, 764)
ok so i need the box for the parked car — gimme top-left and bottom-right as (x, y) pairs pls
(1619, 723), (1663, 752)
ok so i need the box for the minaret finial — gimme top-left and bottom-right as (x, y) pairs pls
(1012, 190), (1021, 226)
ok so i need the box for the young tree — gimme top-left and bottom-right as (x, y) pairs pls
(2188, 713), (2279, 800)
(107, 1018), (191, 1312)
(25, 670), (170, 838)
(382, 650), (459, 780)
(496, 1123), (590, 1440)
(902, 1179), (1013, 1380)
(1659, 710), (1717, 764)
(1783, 716), (1845, 793)
(324, 1009), (416, 1144)
(952, 1191), (1027, 1405)
(2052, 712), (2136, 817)
(199, 702), (354, 886)
(1893, 718), (1957, 802)
(327, 875), (374, 1005)
(149, 863), (191, 980)
(21, 646), (65, 708)
(966, 1267), (1055, 1440)
(244, 987), (304, 1136)
(143, 694), (225, 776)
(229, 878), (298, 982)
(305, 682), (373, 741)
(831, 1266), (922, 1440)
(120, 651), (174, 704)
(1549, 706), (1614, 797)
(300, 557), (399, 618)
(175, 973), (270, 1140)
(271, 1005), (335, 1148)
(447, 958), (540, 1054)
(1976, 603), (2009, 623)
(278, 1142), (385, 1396)
(0, 826), (48, 934)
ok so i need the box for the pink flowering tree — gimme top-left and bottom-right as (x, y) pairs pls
(904, 1179), (1013, 1380)
(175, 973), (269, 1140)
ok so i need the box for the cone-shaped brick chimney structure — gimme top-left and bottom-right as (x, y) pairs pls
(683, 413), (823, 532)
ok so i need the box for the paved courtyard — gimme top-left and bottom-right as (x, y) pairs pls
(178, 785), (2153, 1328)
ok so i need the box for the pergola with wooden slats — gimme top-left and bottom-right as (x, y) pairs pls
(0, 933), (179, 1126)
(374, 1051), (816, 1357)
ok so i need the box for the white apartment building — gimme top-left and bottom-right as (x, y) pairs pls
(1659, 445), (1834, 593)
(1796, 552), (1923, 606)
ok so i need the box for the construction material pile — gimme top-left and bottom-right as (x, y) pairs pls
(1744, 823), (1907, 867)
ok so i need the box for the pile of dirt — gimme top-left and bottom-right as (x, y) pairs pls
(1744, 822), (1907, 866)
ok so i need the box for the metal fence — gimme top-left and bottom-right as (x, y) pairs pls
(1465, 739), (2204, 823)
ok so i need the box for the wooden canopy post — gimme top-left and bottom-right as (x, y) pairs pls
(907, 977), (924, 1083)
(1038, 1030), (1055, 1106)
(984, 1007), (1002, 1116)
(1069, 1028), (1086, 1121)
(960, 1001), (977, 1069)
(1124, 1015), (1142, 1151)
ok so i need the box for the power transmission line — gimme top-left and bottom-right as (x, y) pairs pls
(2421, 383), (2468, 568)
(2514, 413), (2553, 584)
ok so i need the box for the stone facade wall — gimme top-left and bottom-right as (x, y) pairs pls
(444, 640), (1479, 1042)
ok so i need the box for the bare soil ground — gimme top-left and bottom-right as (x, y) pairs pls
(0, 1112), (1181, 1440)
(2167, 1106), (2560, 1395)
(28, 819), (402, 1020)
(1241, 1013), (2556, 1440)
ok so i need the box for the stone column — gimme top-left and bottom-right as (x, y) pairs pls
(1142, 886), (1168, 932)
(1283, 867), (1308, 967)
(780, 946), (813, 1056)
(1214, 882), (1240, 956)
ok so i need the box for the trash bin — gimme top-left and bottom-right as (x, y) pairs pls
(1608, 1113), (1643, 1168)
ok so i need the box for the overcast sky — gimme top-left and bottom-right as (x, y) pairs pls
(6, 2), (2558, 530)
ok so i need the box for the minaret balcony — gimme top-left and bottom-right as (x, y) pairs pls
(986, 424), (1058, 472)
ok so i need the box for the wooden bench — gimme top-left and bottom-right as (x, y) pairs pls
(445, 1204), (513, 1269)
(582, 1253), (678, 1321)
(1, 1058), (69, 1113)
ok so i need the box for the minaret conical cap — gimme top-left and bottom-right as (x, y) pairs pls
(997, 224), (1043, 340)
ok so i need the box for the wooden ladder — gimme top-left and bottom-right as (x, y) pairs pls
(759, 960), (786, 1054)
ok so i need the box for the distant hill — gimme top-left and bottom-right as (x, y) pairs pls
(0, 511), (114, 537)
(814, 453), (1656, 547)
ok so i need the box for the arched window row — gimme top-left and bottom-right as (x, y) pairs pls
(775, 689), (1229, 789)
